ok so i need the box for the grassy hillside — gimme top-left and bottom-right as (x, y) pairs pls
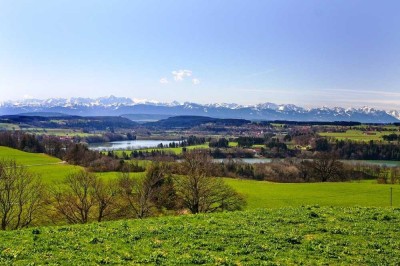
(1, 206), (399, 265)
(0, 146), (81, 183)
(0, 146), (146, 182)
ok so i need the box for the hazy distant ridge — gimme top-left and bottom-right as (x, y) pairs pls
(0, 96), (398, 123)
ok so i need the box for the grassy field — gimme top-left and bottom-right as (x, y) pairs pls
(319, 129), (398, 141)
(228, 141), (238, 147)
(2, 146), (400, 264)
(1, 206), (399, 265)
(22, 128), (100, 137)
(0, 123), (21, 130)
(225, 178), (400, 209)
(2, 146), (400, 209)
(0, 146), (81, 183)
(0, 146), (147, 183)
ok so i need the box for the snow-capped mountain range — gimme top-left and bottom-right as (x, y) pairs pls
(0, 95), (399, 123)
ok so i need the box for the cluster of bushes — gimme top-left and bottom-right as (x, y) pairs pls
(209, 147), (256, 159)
(182, 135), (206, 146)
(376, 167), (400, 184)
(209, 137), (229, 148)
(236, 137), (266, 147)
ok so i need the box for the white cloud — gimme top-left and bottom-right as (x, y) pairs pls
(159, 78), (169, 84)
(172, 70), (192, 81)
(23, 94), (33, 99)
(192, 78), (200, 85)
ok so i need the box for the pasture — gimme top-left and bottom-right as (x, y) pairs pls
(0, 206), (399, 264)
(225, 179), (399, 209)
(319, 129), (398, 142)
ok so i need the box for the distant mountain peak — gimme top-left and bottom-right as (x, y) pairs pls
(0, 96), (399, 123)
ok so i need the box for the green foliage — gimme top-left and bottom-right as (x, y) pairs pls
(0, 207), (399, 264)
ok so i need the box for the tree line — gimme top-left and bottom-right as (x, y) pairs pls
(314, 138), (400, 161)
(207, 153), (400, 183)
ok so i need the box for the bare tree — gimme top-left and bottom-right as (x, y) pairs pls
(52, 170), (97, 224)
(175, 150), (245, 214)
(118, 172), (153, 219)
(93, 178), (118, 222)
(0, 160), (44, 230)
(118, 161), (174, 218)
(301, 152), (345, 182)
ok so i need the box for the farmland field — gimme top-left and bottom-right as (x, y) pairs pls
(319, 129), (398, 141)
(0, 206), (399, 265)
(21, 128), (101, 137)
(226, 178), (400, 209)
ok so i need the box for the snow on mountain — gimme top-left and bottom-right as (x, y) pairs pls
(205, 103), (243, 109)
(387, 110), (400, 120)
(0, 96), (399, 123)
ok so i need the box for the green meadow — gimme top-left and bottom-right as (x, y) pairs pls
(0, 146), (147, 183)
(2, 146), (400, 264)
(1, 206), (399, 265)
(2, 146), (399, 210)
(225, 178), (399, 209)
(0, 146), (81, 183)
(319, 129), (398, 142)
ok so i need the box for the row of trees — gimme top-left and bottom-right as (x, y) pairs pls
(313, 139), (400, 161)
(382, 133), (400, 142)
(207, 153), (396, 183)
(0, 151), (245, 230)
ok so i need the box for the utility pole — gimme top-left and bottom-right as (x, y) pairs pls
(390, 187), (393, 207)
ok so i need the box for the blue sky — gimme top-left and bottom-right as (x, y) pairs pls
(1, 0), (400, 109)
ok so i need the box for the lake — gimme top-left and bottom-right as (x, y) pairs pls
(88, 140), (179, 151)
